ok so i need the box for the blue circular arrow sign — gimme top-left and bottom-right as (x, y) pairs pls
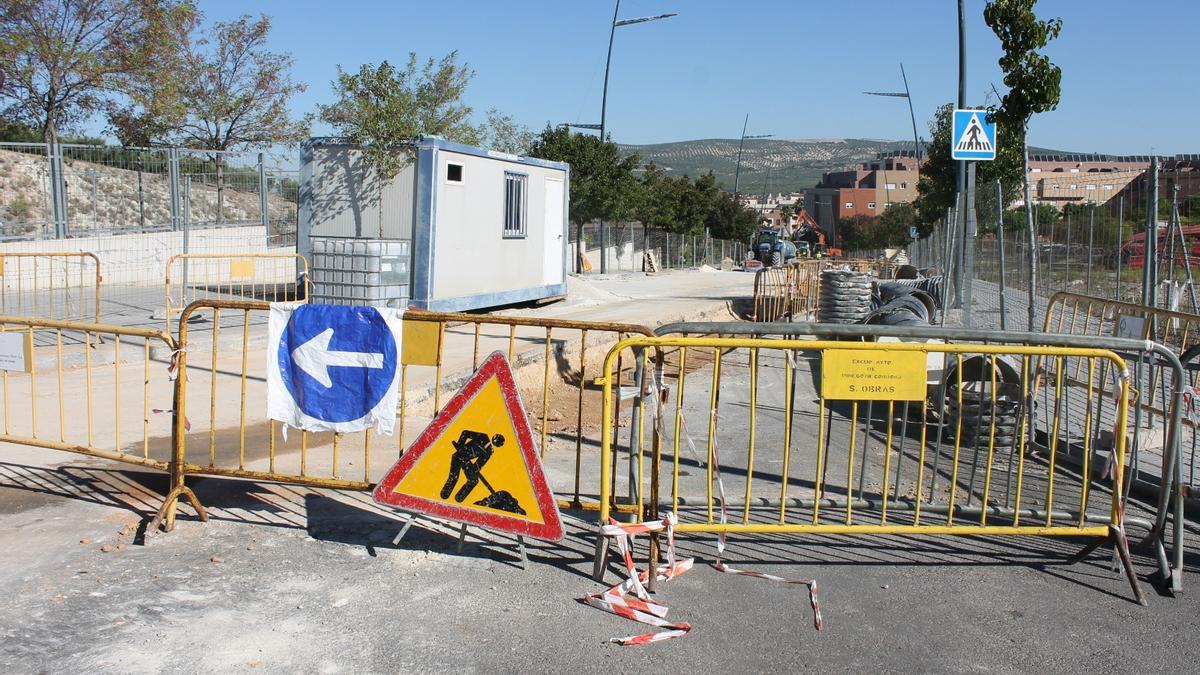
(276, 305), (398, 423)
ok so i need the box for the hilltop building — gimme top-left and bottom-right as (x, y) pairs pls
(805, 151), (922, 240)
(1029, 154), (1199, 213)
(805, 150), (1199, 244)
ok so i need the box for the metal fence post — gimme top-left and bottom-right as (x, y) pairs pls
(1086, 206), (1094, 296)
(47, 141), (69, 239)
(258, 152), (269, 241)
(996, 179), (1007, 330)
(1144, 157), (1159, 310)
(137, 151), (146, 232)
(1116, 196), (1125, 302)
(168, 147), (181, 231)
(963, 162), (977, 323)
(182, 176), (191, 302)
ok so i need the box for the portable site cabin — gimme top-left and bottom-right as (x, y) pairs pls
(297, 137), (570, 312)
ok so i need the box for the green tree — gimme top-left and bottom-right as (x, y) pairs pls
(984, 0), (1063, 328)
(1001, 202), (1058, 234)
(707, 190), (758, 242)
(876, 202), (918, 246)
(116, 13), (309, 221)
(0, 0), (193, 144)
(838, 214), (882, 250)
(632, 163), (678, 232)
(527, 125), (640, 250)
(318, 53), (480, 179)
(480, 109), (535, 156)
(779, 202), (796, 225)
(673, 172), (721, 235)
(0, 120), (44, 143)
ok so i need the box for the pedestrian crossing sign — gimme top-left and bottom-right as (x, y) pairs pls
(952, 109), (997, 161)
(372, 351), (564, 541)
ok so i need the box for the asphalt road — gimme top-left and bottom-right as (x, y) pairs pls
(2, 337), (1199, 672)
(2, 270), (1198, 672)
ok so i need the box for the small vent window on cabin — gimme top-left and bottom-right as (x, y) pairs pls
(446, 162), (464, 183)
(503, 171), (528, 238)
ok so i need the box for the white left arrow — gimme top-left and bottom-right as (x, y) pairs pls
(291, 327), (385, 388)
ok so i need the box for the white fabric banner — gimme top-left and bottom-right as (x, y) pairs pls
(267, 303), (403, 434)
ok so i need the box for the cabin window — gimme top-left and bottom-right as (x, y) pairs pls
(503, 171), (528, 238)
(446, 162), (464, 183)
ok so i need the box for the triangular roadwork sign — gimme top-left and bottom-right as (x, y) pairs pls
(372, 351), (564, 542)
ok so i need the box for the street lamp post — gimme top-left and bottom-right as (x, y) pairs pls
(597, 1), (677, 273)
(863, 62), (923, 173)
(731, 113), (772, 243)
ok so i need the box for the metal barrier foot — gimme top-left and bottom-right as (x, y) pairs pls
(1111, 526), (1149, 606)
(592, 533), (611, 582)
(392, 514), (419, 545)
(1067, 539), (1105, 565)
(149, 485), (209, 533)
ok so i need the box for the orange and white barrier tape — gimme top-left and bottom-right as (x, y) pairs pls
(581, 513), (694, 645)
(151, 408), (191, 431)
(166, 348), (187, 381)
(714, 561), (823, 630)
(683, 367), (823, 630)
(584, 374), (824, 645)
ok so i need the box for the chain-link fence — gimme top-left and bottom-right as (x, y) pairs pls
(570, 222), (748, 273)
(0, 141), (300, 325)
(898, 163), (1200, 331)
(0, 142), (53, 239)
(0, 141), (299, 242)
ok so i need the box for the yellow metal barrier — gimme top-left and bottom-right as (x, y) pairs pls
(596, 335), (1146, 603)
(1042, 291), (1193, 561)
(751, 259), (878, 322)
(0, 252), (101, 323)
(168, 299), (373, 496)
(751, 265), (798, 321)
(150, 301), (657, 528)
(400, 310), (657, 514)
(0, 313), (195, 526)
(164, 253), (309, 335)
(1044, 291), (1200, 355)
(1044, 291), (1200, 415)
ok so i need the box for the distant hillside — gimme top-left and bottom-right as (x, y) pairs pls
(617, 138), (907, 195)
(618, 138), (1070, 195)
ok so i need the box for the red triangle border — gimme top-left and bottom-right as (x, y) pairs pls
(372, 351), (564, 542)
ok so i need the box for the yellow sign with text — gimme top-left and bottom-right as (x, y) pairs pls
(821, 348), (927, 401)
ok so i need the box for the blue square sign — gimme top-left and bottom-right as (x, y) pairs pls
(952, 109), (997, 161)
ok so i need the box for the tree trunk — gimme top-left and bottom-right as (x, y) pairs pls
(1022, 128), (1038, 331)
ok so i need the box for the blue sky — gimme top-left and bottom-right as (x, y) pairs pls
(193, 0), (1197, 154)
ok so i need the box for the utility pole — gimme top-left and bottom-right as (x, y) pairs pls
(596, 3), (677, 275)
(597, 0), (621, 274)
(953, 0), (969, 312)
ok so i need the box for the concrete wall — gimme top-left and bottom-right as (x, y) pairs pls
(429, 148), (566, 304)
(0, 225), (270, 287)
